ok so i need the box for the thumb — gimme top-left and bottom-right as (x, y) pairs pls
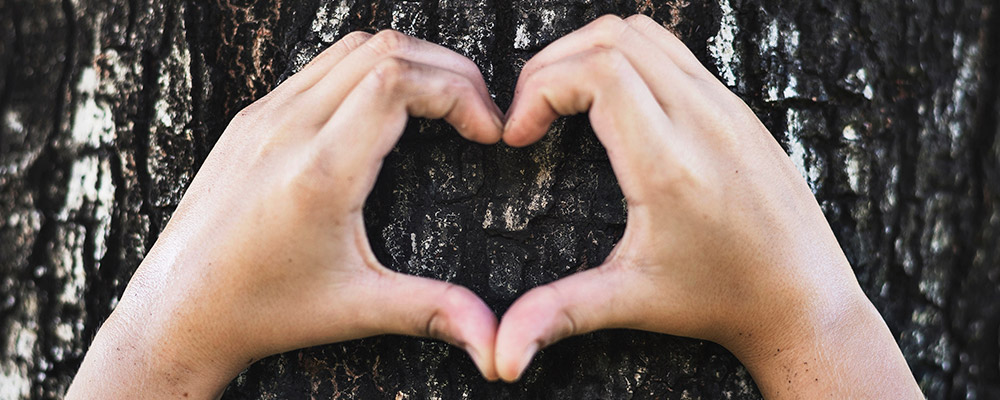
(366, 271), (499, 380)
(494, 264), (635, 382)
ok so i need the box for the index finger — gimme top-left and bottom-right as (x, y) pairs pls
(300, 30), (501, 128)
(509, 15), (701, 121)
(503, 47), (679, 203)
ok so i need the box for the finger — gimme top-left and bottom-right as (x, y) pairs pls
(283, 31), (374, 92)
(366, 271), (499, 381)
(300, 30), (501, 127)
(508, 15), (699, 122)
(494, 265), (636, 382)
(621, 14), (716, 80)
(226, 32), (375, 119)
(502, 47), (677, 199)
(622, 15), (740, 108)
(315, 58), (503, 193)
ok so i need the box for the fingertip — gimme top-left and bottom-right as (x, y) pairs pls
(479, 96), (506, 145)
(497, 359), (522, 382)
(515, 342), (540, 381)
(497, 341), (538, 382)
(461, 115), (503, 145)
(501, 92), (556, 148)
(444, 288), (500, 380)
(495, 269), (628, 381)
(485, 112), (505, 144)
(470, 323), (501, 381)
(501, 119), (547, 148)
(374, 274), (499, 378)
(452, 93), (505, 145)
(494, 293), (553, 382)
(464, 344), (500, 381)
(491, 97), (507, 128)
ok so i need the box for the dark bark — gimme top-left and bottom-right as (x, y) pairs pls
(2, 0), (999, 398)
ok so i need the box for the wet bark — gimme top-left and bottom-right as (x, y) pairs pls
(1, 0), (999, 398)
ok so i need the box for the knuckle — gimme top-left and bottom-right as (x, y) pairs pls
(589, 14), (627, 39)
(452, 55), (482, 78)
(368, 57), (412, 92)
(442, 73), (474, 95)
(521, 56), (546, 79)
(586, 46), (630, 81)
(522, 64), (555, 95)
(624, 13), (657, 30)
(425, 308), (443, 339)
(592, 46), (627, 65)
(367, 29), (411, 54)
(627, 14), (673, 37)
(592, 14), (625, 30)
(440, 285), (473, 314)
(624, 14), (652, 23)
(340, 30), (373, 47)
(302, 32), (372, 72)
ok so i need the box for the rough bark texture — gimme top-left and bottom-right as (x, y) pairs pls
(2, 0), (999, 398)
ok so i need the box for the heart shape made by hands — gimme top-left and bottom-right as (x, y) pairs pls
(65, 12), (916, 398)
(347, 13), (849, 384)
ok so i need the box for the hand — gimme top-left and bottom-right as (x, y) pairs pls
(495, 15), (922, 398)
(68, 30), (504, 399)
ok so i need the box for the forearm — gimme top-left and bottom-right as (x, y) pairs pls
(66, 248), (245, 399)
(65, 305), (236, 399)
(733, 289), (922, 399)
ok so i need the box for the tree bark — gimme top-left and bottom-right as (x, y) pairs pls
(1, 0), (999, 398)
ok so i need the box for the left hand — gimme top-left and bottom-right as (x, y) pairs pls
(67, 30), (504, 399)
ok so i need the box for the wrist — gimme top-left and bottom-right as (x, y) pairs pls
(721, 282), (919, 398)
(69, 298), (239, 399)
(68, 254), (249, 399)
(728, 285), (875, 363)
(715, 244), (875, 361)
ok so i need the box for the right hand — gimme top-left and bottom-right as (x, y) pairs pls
(496, 14), (922, 398)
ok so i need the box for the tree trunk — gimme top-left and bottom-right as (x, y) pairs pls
(1, 0), (999, 398)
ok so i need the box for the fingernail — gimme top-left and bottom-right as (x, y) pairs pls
(514, 343), (539, 380)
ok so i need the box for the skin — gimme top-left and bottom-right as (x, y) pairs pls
(495, 15), (923, 398)
(68, 15), (923, 399)
(67, 30), (504, 399)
